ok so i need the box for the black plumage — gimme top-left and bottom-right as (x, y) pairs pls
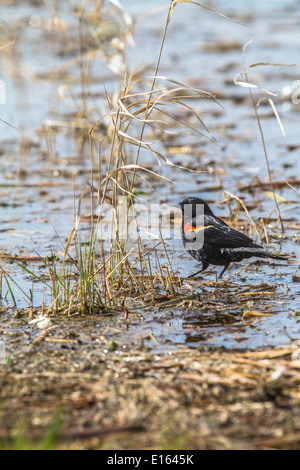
(178, 197), (288, 278)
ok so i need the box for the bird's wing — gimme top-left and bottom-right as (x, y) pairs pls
(186, 215), (261, 249)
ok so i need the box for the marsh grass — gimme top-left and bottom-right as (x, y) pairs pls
(10, 0), (222, 314)
(234, 39), (300, 234)
(0, 1), (289, 314)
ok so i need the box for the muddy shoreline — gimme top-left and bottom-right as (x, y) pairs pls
(1, 338), (300, 449)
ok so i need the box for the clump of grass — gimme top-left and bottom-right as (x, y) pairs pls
(81, 0), (222, 311)
(3, 1), (238, 314)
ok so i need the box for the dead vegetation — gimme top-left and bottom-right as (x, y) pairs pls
(0, 0), (298, 314)
(0, 342), (300, 449)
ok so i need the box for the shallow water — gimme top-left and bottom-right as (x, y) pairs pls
(0, 0), (299, 351)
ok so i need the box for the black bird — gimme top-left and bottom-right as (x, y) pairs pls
(178, 196), (288, 278)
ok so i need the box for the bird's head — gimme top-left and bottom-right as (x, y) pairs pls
(176, 197), (213, 216)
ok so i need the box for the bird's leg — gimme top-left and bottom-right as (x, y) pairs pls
(188, 262), (209, 279)
(218, 263), (230, 279)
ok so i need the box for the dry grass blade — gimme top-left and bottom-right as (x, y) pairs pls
(235, 60), (299, 96)
(286, 182), (300, 194)
(76, 186), (94, 229)
(109, 177), (144, 200)
(173, 0), (245, 26)
(248, 83), (285, 232)
(104, 162), (173, 184)
(234, 72), (277, 97)
(119, 137), (205, 174)
(235, 39), (286, 232)
(0, 118), (19, 130)
(119, 84), (218, 141)
(248, 61), (300, 69)
(129, 1), (183, 193)
(265, 98), (286, 139)
(104, 247), (135, 282)
(0, 38), (15, 50)
(146, 75), (221, 104)
(223, 191), (261, 240)
(117, 97), (165, 126)
(117, 129), (161, 147)
(243, 310), (274, 318)
(154, 103), (213, 140)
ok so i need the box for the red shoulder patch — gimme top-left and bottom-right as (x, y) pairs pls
(184, 223), (204, 234)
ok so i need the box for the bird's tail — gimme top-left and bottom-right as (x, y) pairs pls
(254, 250), (288, 261)
(230, 247), (288, 262)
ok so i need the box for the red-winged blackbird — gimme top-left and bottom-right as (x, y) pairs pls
(178, 197), (288, 278)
